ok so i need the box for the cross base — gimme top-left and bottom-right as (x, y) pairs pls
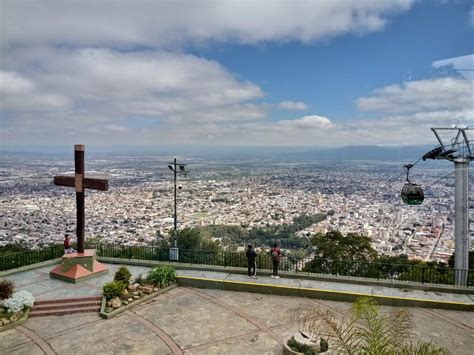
(50, 249), (108, 283)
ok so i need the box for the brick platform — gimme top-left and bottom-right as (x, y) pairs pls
(50, 249), (108, 283)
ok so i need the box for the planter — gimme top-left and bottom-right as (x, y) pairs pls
(0, 308), (30, 332)
(283, 334), (329, 355)
(100, 283), (177, 319)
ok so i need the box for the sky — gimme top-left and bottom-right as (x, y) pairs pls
(0, 0), (473, 150)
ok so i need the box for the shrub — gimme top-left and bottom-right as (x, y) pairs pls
(0, 280), (15, 300)
(103, 280), (126, 299)
(3, 291), (35, 313)
(114, 266), (132, 286)
(146, 266), (176, 287)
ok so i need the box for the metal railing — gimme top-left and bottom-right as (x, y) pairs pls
(1, 243), (472, 287)
(0, 244), (64, 271)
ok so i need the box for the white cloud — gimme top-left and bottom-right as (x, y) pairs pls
(356, 77), (474, 114)
(1, 0), (415, 48)
(278, 101), (308, 110)
(1, 47), (265, 122)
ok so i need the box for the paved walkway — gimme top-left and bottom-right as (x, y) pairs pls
(1, 286), (473, 354)
(5, 263), (473, 307)
(1, 264), (473, 354)
(177, 269), (474, 306)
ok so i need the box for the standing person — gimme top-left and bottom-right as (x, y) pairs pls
(246, 244), (257, 279)
(64, 234), (76, 254)
(270, 243), (281, 278)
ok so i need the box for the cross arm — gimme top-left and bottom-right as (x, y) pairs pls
(54, 176), (108, 191)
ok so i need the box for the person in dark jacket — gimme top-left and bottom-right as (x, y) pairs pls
(246, 244), (257, 279)
(270, 243), (281, 278)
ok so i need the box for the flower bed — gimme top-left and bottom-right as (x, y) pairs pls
(100, 265), (177, 319)
(1, 280), (34, 332)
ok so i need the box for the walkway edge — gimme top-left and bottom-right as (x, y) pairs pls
(176, 276), (474, 312)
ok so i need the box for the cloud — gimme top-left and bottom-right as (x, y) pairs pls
(356, 77), (474, 114)
(432, 54), (474, 80)
(470, 6), (474, 25)
(278, 101), (308, 110)
(1, 0), (415, 48)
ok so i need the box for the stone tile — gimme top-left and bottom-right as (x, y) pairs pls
(7, 343), (44, 355)
(48, 313), (171, 355)
(25, 314), (101, 338)
(409, 308), (474, 354)
(135, 288), (259, 349)
(185, 332), (281, 355)
(0, 328), (31, 352)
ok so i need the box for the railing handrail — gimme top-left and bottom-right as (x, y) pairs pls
(1, 243), (472, 287)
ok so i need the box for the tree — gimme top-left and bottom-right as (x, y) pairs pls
(176, 228), (202, 250)
(304, 231), (377, 276)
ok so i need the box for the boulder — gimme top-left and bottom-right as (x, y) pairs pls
(123, 301), (128, 306)
(142, 286), (153, 294)
(2, 319), (11, 326)
(122, 289), (129, 297)
(107, 301), (112, 307)
(110, 297), (122, 309)
(128, 283), (140, 292)
(131, 291), (139, 296)
(127, 298), (133, 303)
(153, 287), (159, 292)
(133, 295), (140, 300)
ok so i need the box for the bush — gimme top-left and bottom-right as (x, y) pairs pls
(0, 280), (15, 300)
(146, 266), (176, 287)
(103, 280), (126, 299)
(114, 266), (132, 286)
(3, 291), (35, 313)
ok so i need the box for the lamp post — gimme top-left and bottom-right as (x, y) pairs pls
(167, 158), (187, 260)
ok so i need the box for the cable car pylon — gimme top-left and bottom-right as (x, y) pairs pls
(423, 127), (473, 286)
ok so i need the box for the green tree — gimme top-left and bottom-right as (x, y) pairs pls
(176, 228), (202, 250)
(304, 231), (377, 276)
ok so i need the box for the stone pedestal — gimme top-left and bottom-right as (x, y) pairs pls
(50, 249), (108, 283)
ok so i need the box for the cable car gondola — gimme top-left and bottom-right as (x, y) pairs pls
(400, 164), (424, 205)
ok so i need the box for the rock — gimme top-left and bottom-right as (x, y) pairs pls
(138, 291), (144, 296)
(110, 297), (122, 309)
(10, 314), (18, 322)
(107, 301), (112, 307)
(133, 295), (140, 299)
(2, 319), (10, 325)
(142, 286), (153, 294)
(128, 283), (140, 292)
(122, 289), (129, 297)
(128, 298), (133, 302)
(105, 307), (113, 313)
(123, 301), (128, 306)
(131, 291), (139, 296)
(153, 287), (159, 292)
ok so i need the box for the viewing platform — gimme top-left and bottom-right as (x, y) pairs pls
(1, 259), (473, 354)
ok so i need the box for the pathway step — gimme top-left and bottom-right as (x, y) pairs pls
(33, 300), (101, 311)
(31, 296), (102, 317)
(29, 306), (100, 318)
(34, 296), (102, 305)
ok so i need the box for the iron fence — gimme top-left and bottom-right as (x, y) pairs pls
(1, 243), (472, 287)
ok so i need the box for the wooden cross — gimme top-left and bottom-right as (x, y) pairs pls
(54, 145), (108, 254)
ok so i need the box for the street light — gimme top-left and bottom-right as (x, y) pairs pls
(167, 157), (187, 261)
